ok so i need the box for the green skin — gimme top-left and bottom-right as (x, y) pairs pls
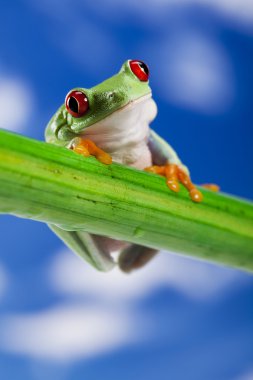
(45, 60), (187, 272)
(45, 61), (152, 146)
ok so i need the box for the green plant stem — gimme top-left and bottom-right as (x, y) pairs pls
(0, 129), (253, 272)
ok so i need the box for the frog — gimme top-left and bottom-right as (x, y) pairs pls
(45, 59), (209, 273)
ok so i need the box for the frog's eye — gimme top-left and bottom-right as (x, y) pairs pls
(65, 90), (89, 118)
(129, 60), (149, 82)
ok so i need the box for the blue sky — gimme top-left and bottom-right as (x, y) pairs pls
(0, 1), (253, 379)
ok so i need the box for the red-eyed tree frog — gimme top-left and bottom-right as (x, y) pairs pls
(45, 60), (214, 272)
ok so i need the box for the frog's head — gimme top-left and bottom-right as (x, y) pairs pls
(64, 60), (151, 133)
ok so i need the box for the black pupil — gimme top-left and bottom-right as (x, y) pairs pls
(139, 62), (149, 76)
(69, 96), (79, 113)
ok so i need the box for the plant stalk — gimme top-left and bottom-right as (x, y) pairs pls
(0, 129), (253, 272)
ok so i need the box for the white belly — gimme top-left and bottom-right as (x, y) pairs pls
(82, 96), (157, 169)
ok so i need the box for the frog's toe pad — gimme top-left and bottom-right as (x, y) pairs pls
(202, 184), (220, 192)
(167, 179), (180, 193)
(190, 188), (203, 203)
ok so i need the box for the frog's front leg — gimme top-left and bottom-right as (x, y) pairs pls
(71, 137), (112, 165)
(145, 164), (203, 203)
(146, 129), (204, 202)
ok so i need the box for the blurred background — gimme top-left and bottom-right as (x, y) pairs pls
(0, 1), (253, 379)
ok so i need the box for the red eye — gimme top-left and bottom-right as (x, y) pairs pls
(129, 60), (149, 82)
(65, 90), (89, 118)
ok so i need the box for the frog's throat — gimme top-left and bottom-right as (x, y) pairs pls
(70, 92), (152, 133)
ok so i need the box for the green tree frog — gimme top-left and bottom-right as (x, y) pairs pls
(45, 59), (209, 272)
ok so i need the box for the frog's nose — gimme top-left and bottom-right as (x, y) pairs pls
(106, 90), (122, 103)
(93, 89), (127, 112)
(106, 90), (125, 103)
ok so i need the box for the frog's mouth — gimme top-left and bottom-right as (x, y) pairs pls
(99, 92), (152, 117)
(117, 92), (151, 109)
(79, 93), (157, 139)
(71, 93), (153, 134)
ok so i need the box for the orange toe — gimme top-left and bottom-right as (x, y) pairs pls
(73, 145), (90, 157)
(97, 153), (112, 165)
(167, 179), (180, 193)
(190, 188), (203, 203)
(202, 184), (220, 192)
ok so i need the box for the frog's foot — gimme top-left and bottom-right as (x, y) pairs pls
(72, 138), (112, 165)
(118, 244), (159, 273)
(145, 164), (203, 203)
(201, 183), (220, 192)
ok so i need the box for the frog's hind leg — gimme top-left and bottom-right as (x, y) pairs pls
(118, 244), (158, 273)
(48, 225), (115, 272)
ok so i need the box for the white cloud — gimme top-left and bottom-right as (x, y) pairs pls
(0, 304), (135, 362)
(0, 77), (33, 132)
(49, 249), (238, 302)
(0, 263), (8, 300)
(234, 369), (253, 380)
(91, 0), (253, 27)
(151, 32), (234, 114)
(184, 0), (253, 26)
(0, 250), (240, 363)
